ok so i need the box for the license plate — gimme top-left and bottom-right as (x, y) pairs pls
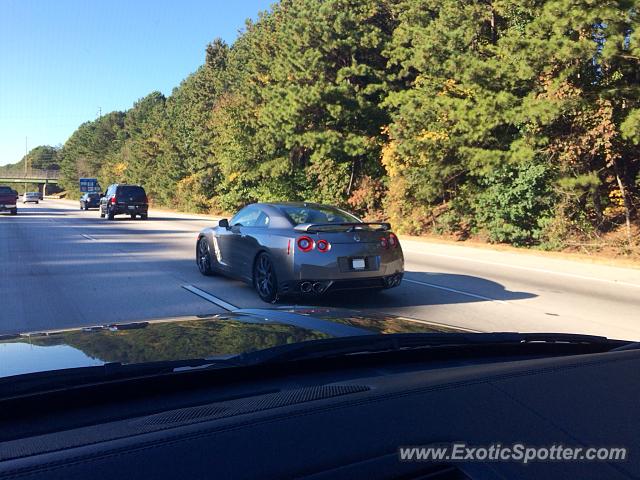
(128, 206), (135, 210)
(351, 258), (366, 270)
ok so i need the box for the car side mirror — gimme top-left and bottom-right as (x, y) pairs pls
(218, 218), (229, 229)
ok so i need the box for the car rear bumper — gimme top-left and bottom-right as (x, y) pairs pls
(291, 247), (404, 279)
(281, 246), (404, 296)
(0, 204), (17, 211)
(280, 272), (404, 296)
(111, 205), (148, 215)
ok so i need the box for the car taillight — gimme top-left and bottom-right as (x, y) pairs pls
(380, 237), (388, 249)
(110, 197), (116, 204)
(297, 236), (314, 252)
(389, 233), (399, 248)
(317, 239), (331, 252)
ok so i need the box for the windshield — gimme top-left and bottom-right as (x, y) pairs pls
(117, 186), (146, 201)
(0, 0), (638, 388)
(279, 205), (360, 225)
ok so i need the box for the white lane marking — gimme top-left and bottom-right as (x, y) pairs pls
(182, 284), (237, 311)
(401, 247), (640, 289)
(403, 278), (508, 305)
(80, 234), (96, 241)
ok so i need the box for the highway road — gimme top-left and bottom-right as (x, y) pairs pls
(2, 199), (640, 339)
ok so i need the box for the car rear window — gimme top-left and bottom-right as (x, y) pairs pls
(117, 186), (146, 201)
(279, 205), (360, 225)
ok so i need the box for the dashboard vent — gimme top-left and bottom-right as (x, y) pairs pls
(1, 385), (371, 462)
(236, 385), (369, 414)
(138, 405), (231, 426)
(132, 384), (370, 427)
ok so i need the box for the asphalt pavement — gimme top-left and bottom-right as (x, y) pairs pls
(1, 199), (639, 339)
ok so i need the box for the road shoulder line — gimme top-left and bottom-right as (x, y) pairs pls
(404, 278), (508, 305)
(182, 285), (238, 311)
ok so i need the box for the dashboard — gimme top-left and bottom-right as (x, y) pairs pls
(1, 347), (638, 479)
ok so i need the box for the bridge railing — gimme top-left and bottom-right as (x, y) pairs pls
(0, 169), (61, 180)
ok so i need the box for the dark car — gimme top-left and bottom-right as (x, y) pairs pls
(0, 186), (18, 215)
(196, 202), (404, 303)
(99, 184), (148, 220)
(79, 192), (101, 210)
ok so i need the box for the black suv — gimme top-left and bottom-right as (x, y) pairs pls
(79, 192), (101, 210)
(100, 184), (149, 220)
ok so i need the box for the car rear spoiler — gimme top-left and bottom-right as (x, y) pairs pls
(294, 222), (391, 233)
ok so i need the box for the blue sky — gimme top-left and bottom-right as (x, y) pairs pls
(0, 0), (272, 166)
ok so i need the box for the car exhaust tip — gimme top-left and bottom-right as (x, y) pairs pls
(300, 282), (312, 293)
(312, 282), (324, 294)
(384, 273), (403, 288)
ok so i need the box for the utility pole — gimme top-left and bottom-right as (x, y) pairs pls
(24, 137), (28, 194)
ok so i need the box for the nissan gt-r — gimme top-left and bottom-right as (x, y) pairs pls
(196, 202), (404, 302)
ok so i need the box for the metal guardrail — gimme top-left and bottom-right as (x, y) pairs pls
(0, 169), (61, 180)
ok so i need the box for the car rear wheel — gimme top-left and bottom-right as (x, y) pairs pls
(254, 252), (278, 303)
(196, 238), (214, 276)
(140, 213), (148, 220)
(10, 209), (17, 215)
(130, 213), (136, 219)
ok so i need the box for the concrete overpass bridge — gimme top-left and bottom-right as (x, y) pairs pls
(0, 170), (60, 195)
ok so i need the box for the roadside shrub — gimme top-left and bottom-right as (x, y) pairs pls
(347, 175), (386, 220)
(473, 162), (555, 246)
(175, 174), (210, 213)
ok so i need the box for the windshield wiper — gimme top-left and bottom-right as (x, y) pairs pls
(234, 332), (629, 365)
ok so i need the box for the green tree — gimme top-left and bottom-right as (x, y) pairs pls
(211, 0), (397, 210)
(59, 112), (126, 194)
(55, 0), (639, 250)
(0, 145), (60, 173)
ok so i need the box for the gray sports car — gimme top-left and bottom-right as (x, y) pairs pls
(196, 202), (404, 302)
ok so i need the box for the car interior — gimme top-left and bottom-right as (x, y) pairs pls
(1, 340), (638, 479)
